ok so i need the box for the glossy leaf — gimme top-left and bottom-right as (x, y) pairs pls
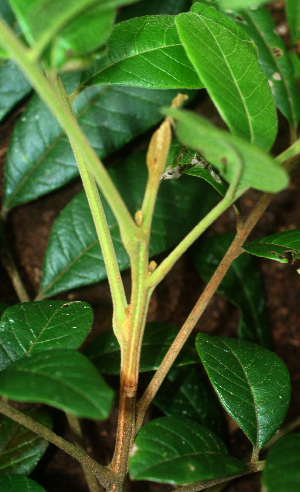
(129, 416), (247, 484)
(243, 229), (300, 267)
(262, 434), (300, 492)
(0, 475), (46, 492)
(8, 0), (138, 49)
(153, 366), (225, 438)
(0, 300), (93, 371)
(3, 81), (194, 210)
(0, 349), (114, 420)
(227, 6), (300, 128)
(0, 408), (51, 474)
(162, 140), (228, 196)
(176, 5), (277, 150)
(83, 323), (198, 374)
(286, 0), (300, 46)
(0, 61), (31, 121)
(40, 151), (216, 297)
(162, 108), (288, 194)
(81, 16), (203, 89)
(194, 233), (271, 347)
(196, 334), (291, 448)
(117, 0), (192, 21)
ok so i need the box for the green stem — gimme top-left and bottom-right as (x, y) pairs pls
(0, 18), (136, 244)
(66, 413), (101, 492)
(0, 400), (114, 488)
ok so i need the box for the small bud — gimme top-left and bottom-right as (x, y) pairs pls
(148, 260), (157, 275)
(135, 210), (143, 227)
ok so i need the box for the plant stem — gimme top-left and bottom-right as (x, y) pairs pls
(0, 18), (136, 244)
(0, 220), (30, 302)
(0, 400), (114, 488)
(66, 413), (101, 492)
(136, 192), (273, 430)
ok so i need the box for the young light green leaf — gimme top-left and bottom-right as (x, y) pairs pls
(0, 475), (46, 492)
(0, 349), (114, 420)
(194, 233), (271, 347)
(0, 408), (52, 475)
(8, 0), (138, 51)
(117, 0), (192, 22)
(81, 15), (203, 89)
(129, 416), (247, 484)
(162, 108), (288, 194)
(243, 229), (300, 266)
(39, 151), (216, 297)
(0, 61), (31, 122)
(84, 323), (198, 374)
(196, 334), (291, 448)
(0, 300), (93, 371)
(153, 366), (225, 438)
(176, 5), (277, 150)
(219, 0), (270, 9)
(262, 434), (300, 492)
(162, 140), (228, 196)
(3, 83), (194, 210)
(226, 6), (300, 128)
(286, 0), (300, 46)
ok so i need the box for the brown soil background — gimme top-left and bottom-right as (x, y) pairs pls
(1, 2), (300, 491)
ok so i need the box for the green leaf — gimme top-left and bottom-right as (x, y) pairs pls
(50, 5), (116, 70)
(0, 475), (46, 492)
(40, 150), (217, 297)
(129, 416), (247, 484)
(176, 5), (277, 150)
(243, 229), (300, 267)
(153, 366), (225, 438)
(83, 322), (198, 374)
(0, 303), (9, 318)
(117, 0), (192, 21)
(226, 6), (300, 128)
(8, 0), (138, 51)
(0, 408), (52, 474)
(81, 15), (203, 89)
(262, 434), (300, 492)
(0, 349), (114, 420)
(0, 300), (93, 371)
(196, 334), (291, 448)
(162, 140), (228, 196)
(3, 82), (195, 210)
(162, 108), (288, 194)
(286, 0), (300, 46)
(194, 232), (271, 347)
(0, 0), (15, 26)
(0, 61), (31, 122)
(219, 0), (270, 9)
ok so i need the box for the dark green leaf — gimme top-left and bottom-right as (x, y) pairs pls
(0, 350), (114, 419)
(0, 408), (51, 474)
(196, 334), (291, 448)
(226, 6), (300, 128)
(262, 434), (300, 492)
(161, 140), (228, 196)
(243, 229), (300, 267)
(117, 0), (192, 22)
(8, 0), (138, 50)
(0, 0), (15, 26)
(0, 61), (31, 122)
(40, 150), (216, 297)
(153, 366), (225, 438)
(81, 15), (203, 89)
(162, 108), (288, 194)
(194, 232), (271, 347)
(129, 416), (247, 483)
(0, 475), (46, 492)
(286, 0), (300, 46)
(0, 300), (93, 371)
(176, 5), (277, 150)
(3, 83), (194, 210)
(0, 303), (9, 318)
(84, 323), (198, 374)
